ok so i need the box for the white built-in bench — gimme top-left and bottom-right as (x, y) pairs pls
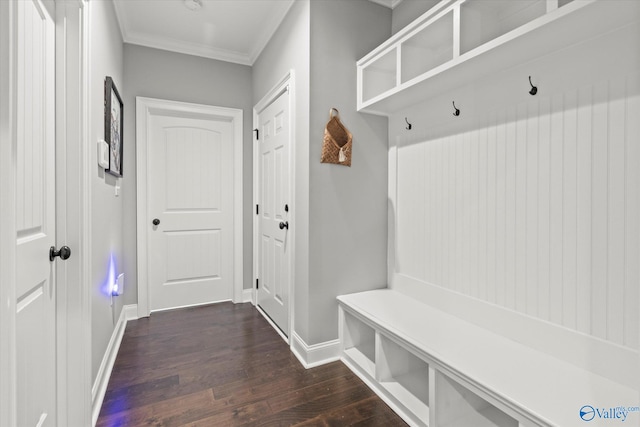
(337, 289), (637, 427)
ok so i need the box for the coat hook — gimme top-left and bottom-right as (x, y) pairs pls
(405, 117), (412, 130)
(452, 101), (460, 117)
(529, 76), (538, 96)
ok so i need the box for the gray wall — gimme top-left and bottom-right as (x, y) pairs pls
(392, 0), (438, 34)
(253, 0), (312, 340)
(254, 0), (391, 346)
(121, 44), (254, 310)
(89, 0), (125, 383)
(307, 0), (390, 345)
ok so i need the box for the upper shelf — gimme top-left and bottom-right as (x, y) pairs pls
(357, 0), (640, 116)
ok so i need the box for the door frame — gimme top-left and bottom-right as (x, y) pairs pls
(252, 70), (295, 340)
(0, 1), (18, 424)
(55, 1), (92, 425)
(136, 97), (244, 317)
(0, 1), (91, 425)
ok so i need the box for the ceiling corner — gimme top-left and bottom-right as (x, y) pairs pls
(111, 0), (128, 42)
(368, 0), (404, 9)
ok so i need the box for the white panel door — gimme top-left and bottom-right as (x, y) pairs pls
(15, 0), (57, 425)
(148, 113), (234, 311)
(257, 87), (291, 336)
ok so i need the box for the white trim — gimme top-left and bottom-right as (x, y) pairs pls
(242, 288), (253, 304)
(0, 1), (17, 425)
(367, 0), (404, 10)
(55, 2), (92, 425)
(91, 304), (138, 426)
(150, 299), (232, 314)
(136, 97), (243, 317)
(253, 70), (295, 338)
(256, 305), (288, 343)
(290, 332), (340, 369)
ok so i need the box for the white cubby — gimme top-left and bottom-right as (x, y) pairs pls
(377, 335), (430, 426)
(400, 10), (454, 84)
(342, 311), (376, 377)
(459, 0), (546, 55)
(361, 48), (397, 104)
(435, 372), (518, 427)
(357, 0), (636, 114)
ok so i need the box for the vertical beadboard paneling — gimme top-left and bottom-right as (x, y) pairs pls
(495, 111), (507, 307)
(486, 117), (497, 304)
(591, 81), (609, 341)
(469, 129), (480, 299)
(607, 77), (626, 346)
(562, 90), (578, 330)
(504, 110), (517, 310)
(548, 94), (564, 325)
(537, 97), (551, 322)
(514, 103), (527, 313)
(624, 75), (639, 349)
(526, 100), (539, 317)
(477, 124), (488, 300)
(576, 85), (593, 335)
(394, 72), (639, 351)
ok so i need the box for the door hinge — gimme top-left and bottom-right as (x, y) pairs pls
(254, 128), (259, 140)
(256, 204), (259, 215)
(256, 278), (259, 289)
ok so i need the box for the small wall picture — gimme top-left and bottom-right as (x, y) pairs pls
(105, 76), (123, 177)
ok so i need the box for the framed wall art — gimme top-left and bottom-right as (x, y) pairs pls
(105, 76), (123, 177)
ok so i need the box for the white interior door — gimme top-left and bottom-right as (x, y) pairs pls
(257, 86), (291, 336)
(147, 109), (235, 311)
(15, 0), (57, 425)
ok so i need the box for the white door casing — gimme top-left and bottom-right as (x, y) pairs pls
(254, 72), (294, 338)
(54, 1), (92, 425)
(14, 0), (57, 425)
(137, 98), (243, 316)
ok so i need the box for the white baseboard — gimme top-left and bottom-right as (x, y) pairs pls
(91, 304), (138, 426)
(242, 288), (253, 304)
(290, 331), (340, 369)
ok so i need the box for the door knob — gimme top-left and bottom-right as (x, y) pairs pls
(49, 246), (71, 262)
(152, 218), (160, 226)
(279, 221), (289, 230)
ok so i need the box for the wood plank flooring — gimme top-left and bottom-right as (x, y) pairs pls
(97, 302), (408, 426)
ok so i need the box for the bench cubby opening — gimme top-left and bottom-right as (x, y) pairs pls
(435, 371), (518, 427)
(341, 310), (376, 377)
(377, 334), (430, 425)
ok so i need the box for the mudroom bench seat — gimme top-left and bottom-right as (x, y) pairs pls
(337, 289), (636, 427)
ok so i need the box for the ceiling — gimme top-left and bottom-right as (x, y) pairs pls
(113, 0), (400, 66)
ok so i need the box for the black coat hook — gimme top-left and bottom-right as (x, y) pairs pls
(529, 76), (538, 96)
(452, 101), (460, 117)
(405, 117), (412, 130)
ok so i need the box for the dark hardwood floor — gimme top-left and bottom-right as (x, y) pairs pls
(97, 302), (408, 426)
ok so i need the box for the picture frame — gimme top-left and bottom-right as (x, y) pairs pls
(105, 76), (123, 177)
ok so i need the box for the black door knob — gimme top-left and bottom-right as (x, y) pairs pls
(152, 218), (160, 226)
(49, 246), (71, 262)
(279, 221), (289, 230)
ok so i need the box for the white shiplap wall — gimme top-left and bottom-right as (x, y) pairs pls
(391, 23), (640, 356)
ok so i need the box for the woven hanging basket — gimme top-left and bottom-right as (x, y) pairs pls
(321, 108), (352, 167)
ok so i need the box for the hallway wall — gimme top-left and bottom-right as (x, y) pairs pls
(88, 0), (125, 384)
(253, 0), (391, 346)
(122, 44), (254, 308)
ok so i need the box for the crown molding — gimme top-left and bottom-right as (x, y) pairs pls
(367, 0), (404, 9)
(111, 0), (294, 66)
